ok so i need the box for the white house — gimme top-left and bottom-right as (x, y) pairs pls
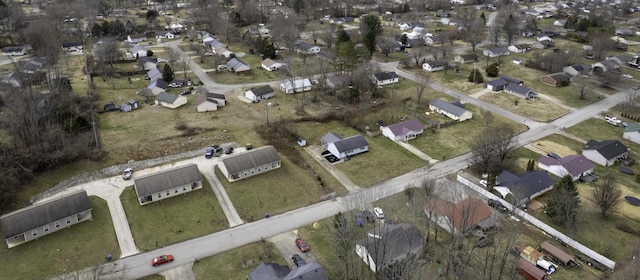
(402, 26), (426, 40)
(127, 34), (147, 43)
(261, 58), (285, 71)
(2, 45), (29, 56)
(61, 42), (83, 52)
(623, 123), (640, 144)
(131, 45), (148, 58)
(245, 85), (275, 102)
(583, 139), (629, 166)
(422, 61), (446, 72)
(280, 78), (311, 94)
(294, 42), (321, 54)
(538, 154), (595, 181)
(155, 92), (188, 109)
(155, 31), (176, 39)
(483, 47), (510, 57)
(508, 44), (531, 53)
(429, 98), (472, 121)
(327, 135), (369, 160)
(194, 94), (218, 112)
(372, 71), (399, 86)
(381, 119), (424, 141)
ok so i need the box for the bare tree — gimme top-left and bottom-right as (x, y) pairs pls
(471, 131), (497, 173)
(591, 175), (621, 218)
(321, 23), (336, 49)
(488, 25), (502, 47)
(410, 46), (427, 69)
(463, 18), (485, 52)
(414, 72), (431, 104)
(572, 74), (594, 100)
(589, 30), (616, 60)
(503, 14), (518, 46)
(623, 87), (639, 113)
(492, 126), (517, 165)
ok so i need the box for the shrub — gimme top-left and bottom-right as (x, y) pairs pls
(485, 63), (499, 77)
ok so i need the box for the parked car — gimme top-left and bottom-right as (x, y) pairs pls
(292, 254), (306, 267)
(295, 238), (309, 252)
(205, 148), (215, 159)
(488, 199), (508, 213)
(547, 152), (560, 159)
(373, 207), (384, 219)
(364, 210), (376, 222)
(355, 212), (364, 226)
(204, 52), (212, 56)
(180, 90), (191, 96)
(225, 147), (234, 154)
(122, 168), (133, 180)
(151, 254), (174, 266)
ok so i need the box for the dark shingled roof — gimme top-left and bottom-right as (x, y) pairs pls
(373, 71), (399, 81)
(332, 135), (368, 153)
(385, 119), (424, 136)
(356, 224), (424, 268)
(430, 98), (468, 117)
(285, 262), (328, 280)
(220, 146), (281, 174)
(1, 190), (91, 239)
(134, 164), (202, 197)
(156, 92), (180, 103)
(538, 154), (595, 177)
(248, 262), (290, 280)
(248, 85), (275, 96)
(584, 139), (628, 160)
(496, 170), (554, 200)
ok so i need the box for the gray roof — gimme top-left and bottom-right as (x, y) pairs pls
(294, 42), (317, 51)
(429, 98), (467, 117)
(373, 71), (398, 81)
(485, 78), (509, 88)
(356, 224), (425, 268)
(285, 262), (328, 280)
(539, 154), (594, 177)
(505, 83), (535, 96)
(496, 170), (554, 200)
(248, 262), (290, 280)
(227, 58), (250, 72)
(386, 119), (424, 136)
(1, 190), (91, 239)
(585, 139), (628, 160)
(500, 76), (522, 84)
(220, 146), (281, 174)
(134, 164), (202, 197)
(320, 132), (342, 144)
(458, 53), (478, 60)
(248, 85), (275, 96)
(332, 135), (368, 153)
(156, 92), (180, 103)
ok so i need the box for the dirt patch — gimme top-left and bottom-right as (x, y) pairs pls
(532, 140), (577, 157)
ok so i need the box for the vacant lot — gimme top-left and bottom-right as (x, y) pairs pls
(218, 155), (333, 222)
(121, 180), (227, 251)
(480, 92), (569, 122)
(0, 197), (119, 280)
(193, 241), (284, 280)
(567, 117), (640, 153)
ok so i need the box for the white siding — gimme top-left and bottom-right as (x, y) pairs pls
(582, 150), (608, 166)
(624, 131), (640, 144)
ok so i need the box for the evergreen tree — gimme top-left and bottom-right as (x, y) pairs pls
(336, 25), (351, 44)
(360, 14), (383, 57)
(467, 68), (484, 83)
(546, 176), (581, 233)
(162, 64), (174, 83)
(485, 63), (499, 77)
(480, 12), (486, 26)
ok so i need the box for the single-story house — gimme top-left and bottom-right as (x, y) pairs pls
(623, 123), (640, 144)
(1, 190), (92, 248)
(582, 139), (629, 166)
(538, 154), (595, 181)
(226, 58), (251, 74)
(616, 28), (633, 37)
(155, 92), (187, 109)
(245, 85), (275, 102)
(316, 50), (336, 62)
(330, 16), (354, 24)
(131, 45), (148, 58)
(554, 19), (567, 27)
(326, 134), (369, 160)
(532, 40), (554, 49)
(134, 164), (203, 205)
(454, 53), (478, 64)
(61, 42), (83, 52)
(248, 262), (328, 280)
(261, 58), (285, 71)
(424, 35), (443, 45)
(326, 74), (351, 89)
(203, 37), (226, 49)
(218, 145), (282, 182)
(483, 47), (510, 57)
(2, 45), (29, 56)
(280, 78), (311, 94)
(484, 78), (510, 92)
(541, 73), (571, 87)
(294, 42), (320, 54)
(563, 64), (591, 76)
(429, 98), (473, 121)
(127, 33), (147, 43)
(495, 170), (555, 206)
(155, 31), (176, 39)
(204, 92), (226, 106)
(504, 83), (537, 99)
(381, 119), (424, 141)
(399, 21), (423, 31)
(425, 197), (496, 235)
(422, 61), (446, 72)
(372, 71), (399, 86)
(213, 45), (233, 58)
(146, 67), (161, 81)
(194, 94), (218, 112)
(138, 56), (157, 71)
(355, 224), (424, 272)
(508, 44), (531, 53)
(500, 75), (523, 86)
(591, 60), (620, 73)
(146, 79), (168, 95)
(320, 132), (343, 148)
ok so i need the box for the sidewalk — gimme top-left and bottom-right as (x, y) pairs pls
(394, 141), (438, 164)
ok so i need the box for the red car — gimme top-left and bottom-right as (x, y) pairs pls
(151, 254), (174, 266)
(295, 238), (309, 252)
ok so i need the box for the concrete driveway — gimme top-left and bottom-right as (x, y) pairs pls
(269, 230), (317, 268)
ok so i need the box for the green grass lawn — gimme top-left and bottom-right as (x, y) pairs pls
(121, 179), (227, 251)
(0, 197), (119, 280)
(218, 155), (330, 222)
(193, 241), (284, 280)
(566, 118), (640, 153)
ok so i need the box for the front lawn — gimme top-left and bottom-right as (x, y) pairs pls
(193, 241), (284, 280)
(121, 179), (227, 251)
(0, 197), (119, 280)
(479, 91), (569, 122)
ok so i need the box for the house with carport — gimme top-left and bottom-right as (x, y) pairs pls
(429, 98), (472, 121)
(381, 119), (424, 141)
(424, 197), (496, 235)
(355, 224), (424, 272)
(538, 154), (595, 181)
(495, 170), (554, 206)
(155, 92), (187, 109)
(218, 145), (282, 182)
(582, 139), (629, 166)
(325, 134), (369, 160)
(1, 190), (92, 248)
(623, 123), (640, 144)
(134, 164), (203, 205)
(245, 85), (275, 102)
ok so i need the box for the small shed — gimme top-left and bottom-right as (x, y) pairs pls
(297, 137), (307, 147)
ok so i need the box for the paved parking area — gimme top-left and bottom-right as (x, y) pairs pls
(268, 231), (317, 268)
